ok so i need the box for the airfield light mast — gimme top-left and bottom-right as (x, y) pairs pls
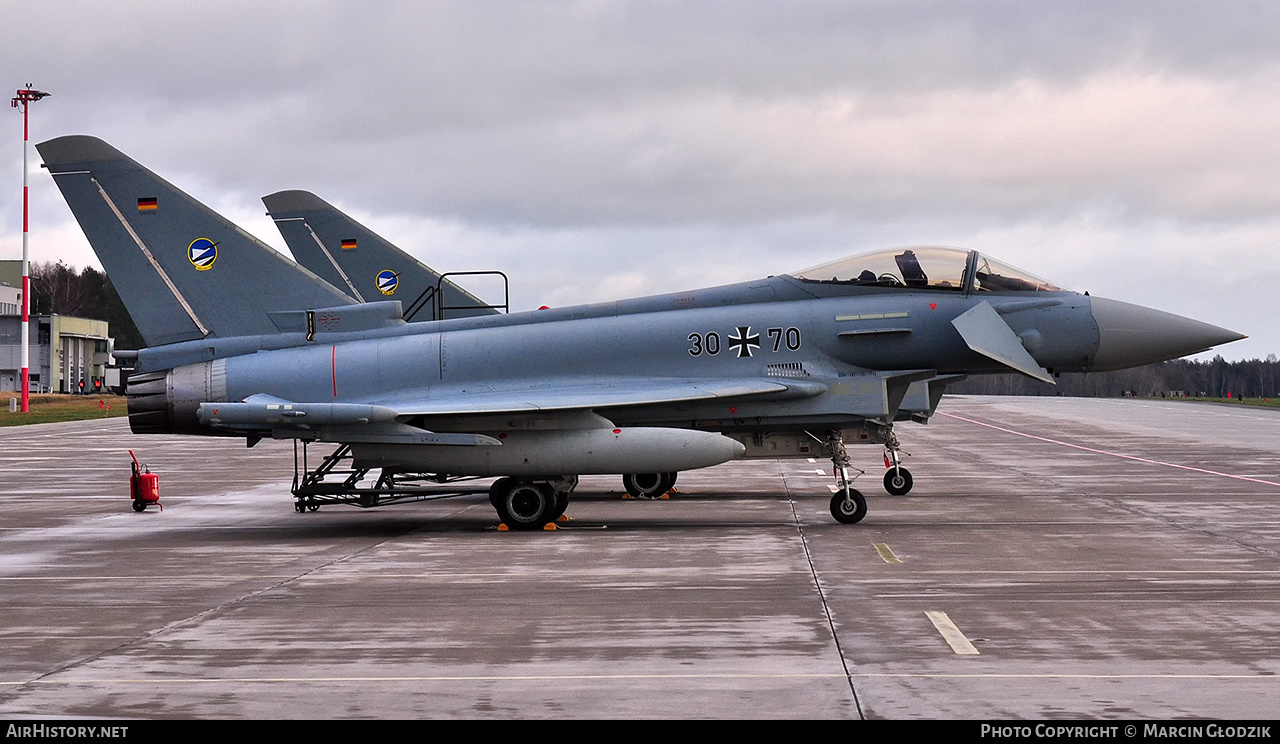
(11, 84), (50, 413)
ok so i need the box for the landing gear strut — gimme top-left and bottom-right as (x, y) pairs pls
(882, 428), (913, 496)
(825, 430), (868, 524)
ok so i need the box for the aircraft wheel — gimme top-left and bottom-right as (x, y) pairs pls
(294, 501), (306, 513)
(132, 500), (147, 513)
(883, 467), (913, 496)
(307, 504), (320, 513)
(662, 472), (678, 492)
(495, 480), (555, 530)
(624, 472), (670, 499)
(489, 477), (513, 509)
(829, 487), (867, 524)
(548, 491), (570, 521)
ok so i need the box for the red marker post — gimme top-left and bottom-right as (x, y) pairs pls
(11, 85), (50, 413)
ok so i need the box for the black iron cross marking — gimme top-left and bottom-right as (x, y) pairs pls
(728, 326), (760, 358)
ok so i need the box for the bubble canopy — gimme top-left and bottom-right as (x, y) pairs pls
(790, 247), (1066, 293)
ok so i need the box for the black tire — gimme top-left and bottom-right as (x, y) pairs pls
(489, 477), (513, 509)
(883, 467), (913, 496)
(661, 472), (678, 493)
(132, 500), (147, 513)
(548, 491), (570, 521)
(623, 472), (669, 499)
(294, 501), (306, 513)
(494, 480), (555, 530)
(829, 487), (867, 524)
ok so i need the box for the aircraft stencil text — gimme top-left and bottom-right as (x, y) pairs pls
(688, 326), (800, 356)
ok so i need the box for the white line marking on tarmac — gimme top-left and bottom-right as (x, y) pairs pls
(926, 611), (980, 655)
(939, 412), (1280, 488)
(852, 673), (1280, 679)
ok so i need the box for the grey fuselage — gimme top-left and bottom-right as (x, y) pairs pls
(131, 273), (1096, 436)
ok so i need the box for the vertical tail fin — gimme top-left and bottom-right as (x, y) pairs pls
(37, 136), (355, 347)
(262, 190), (498, 319)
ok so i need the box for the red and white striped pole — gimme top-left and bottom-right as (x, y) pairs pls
(11, 85), (49, 413)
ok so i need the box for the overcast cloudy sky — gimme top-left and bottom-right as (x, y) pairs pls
(2, 1), (1275, 361)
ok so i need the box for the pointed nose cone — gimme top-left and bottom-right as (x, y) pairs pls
(1089, 296), (1246, 371)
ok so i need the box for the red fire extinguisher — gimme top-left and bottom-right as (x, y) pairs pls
(129, 450), (162, 512)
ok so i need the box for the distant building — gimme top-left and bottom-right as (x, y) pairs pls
(0, 283), (18, 318)
(0, 261), (22, 294)
(0, 264), (114, 394)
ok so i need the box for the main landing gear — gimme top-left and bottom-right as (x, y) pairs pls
(825, 430), (868, 524)
(290, 443), (579, 530)
(489, 476), (578, 530)
(622, 472), (677, 499)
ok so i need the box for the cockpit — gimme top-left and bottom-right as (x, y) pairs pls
(789, 246), (1065, 293)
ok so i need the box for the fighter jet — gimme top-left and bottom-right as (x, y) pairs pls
(38, 135), (1246, 527)
(262, 189), (499, 321)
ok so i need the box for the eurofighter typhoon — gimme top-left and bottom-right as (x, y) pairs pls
(38, 135), (1245, 528)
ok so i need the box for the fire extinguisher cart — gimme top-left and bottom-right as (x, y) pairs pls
(129, 450), (161, 512)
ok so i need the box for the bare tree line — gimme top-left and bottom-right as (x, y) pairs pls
(27, 261), (144, 350)
(951, 355), (1280, 399)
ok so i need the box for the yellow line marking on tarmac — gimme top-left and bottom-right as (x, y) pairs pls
(873, 543), (901, 563)
(926, 611), (980, 655)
